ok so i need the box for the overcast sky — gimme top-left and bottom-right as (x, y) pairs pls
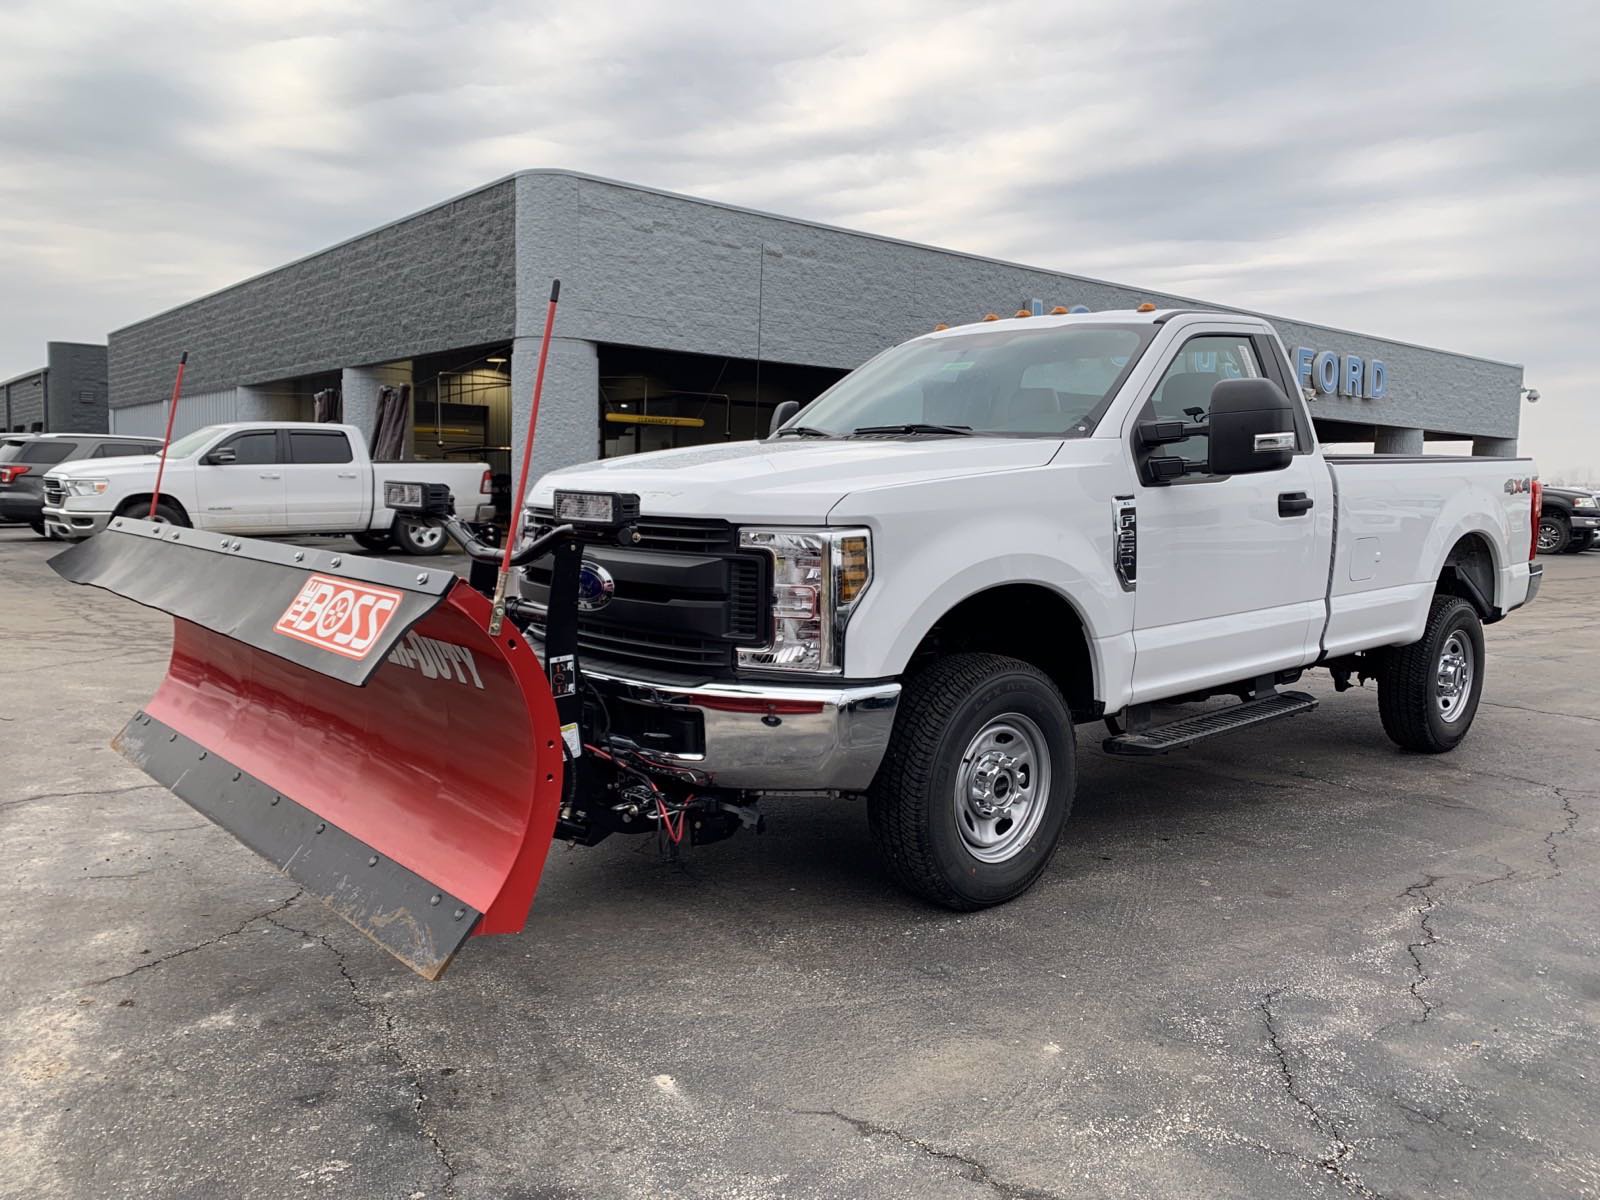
(2, 1), (1596, 478)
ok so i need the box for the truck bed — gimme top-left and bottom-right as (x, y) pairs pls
(1323, 454), (1536, 656)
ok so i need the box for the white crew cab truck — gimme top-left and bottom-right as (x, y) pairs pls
(520, 308), (1542, 909)
(42, 422), (493, 555)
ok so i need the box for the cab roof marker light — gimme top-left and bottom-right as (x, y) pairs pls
(1014, 309), (1032, 318)
(1050, 306), (1069, 315)
(933, 322), (950, 331)
(981, 312), (1001, 322)
(1137, 302), (1157, 312)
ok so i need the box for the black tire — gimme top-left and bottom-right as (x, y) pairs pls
(1536, 515), (1569, 555)
(117, 498), (189, 527)
(1564, 530), (1595, 554)
(352, 531), (393, 553)
(1378, 595), (1485, 754)
(868, 653), (1075, 910)
(29, 519), (45, 536)
(391, 515), (446, 556)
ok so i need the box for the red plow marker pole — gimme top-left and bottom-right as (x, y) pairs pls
(149, 351), (189, 520)
(490, 280), (561, 637)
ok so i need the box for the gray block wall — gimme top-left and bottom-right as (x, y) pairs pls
(3, 371), (46, 431)
(109, 180), (517, 408)
(45, 342), (109, 432)
(513, 171), (1523, 464)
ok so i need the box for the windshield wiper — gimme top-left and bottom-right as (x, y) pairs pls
(848, 423), (974, 437)
(772, 425), (835, 439)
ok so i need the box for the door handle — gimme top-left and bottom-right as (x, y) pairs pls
(258, 472), (282, 480)
(1278, 491), (1313, 517)
(337, 472), (358, 479)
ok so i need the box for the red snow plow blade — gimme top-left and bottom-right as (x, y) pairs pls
(50, 518), (564, 978)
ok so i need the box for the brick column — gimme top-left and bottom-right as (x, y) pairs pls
(509, 336), (599, 498)
(1374, 426), (1424, 455)
(341, 361), (414, 459)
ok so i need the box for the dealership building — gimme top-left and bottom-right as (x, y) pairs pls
(3, 343), (109, 434)
(104, 169), (1524, 482)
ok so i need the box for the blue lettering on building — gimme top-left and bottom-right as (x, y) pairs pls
(1296, 346), (1388, 400)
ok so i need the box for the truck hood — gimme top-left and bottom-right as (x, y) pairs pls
(530, 437), (1063, 522)
(47, 455), (163, 481)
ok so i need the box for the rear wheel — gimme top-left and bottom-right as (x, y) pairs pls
(352, 531), (393, 553)
(1536, 515), (1569, 555)
(868, 653), (1075, 909)
(1378, 595), (1484, 754)
(392, 515), (446, 556)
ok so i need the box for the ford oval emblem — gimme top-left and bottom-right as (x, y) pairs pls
(576, 559), (615, 612)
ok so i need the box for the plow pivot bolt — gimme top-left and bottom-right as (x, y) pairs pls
(293, 552), (304, 562)
(330, 556), (342, 567)
(430, 894), (441, 906)
(198, 751), (207, 760)
(232, 771), (241, 781)
(168, 733), (177, 742)
(368, 855), (379, 867)
(315, 822), (326, 834)
(417, 573), (428, 584)
(271, 795), (280, 805)
(453, 908), (466, 921)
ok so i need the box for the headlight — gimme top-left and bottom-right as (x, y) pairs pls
(1574, 496), (1598, 510)
(65, 479), (109, 497)
(737, 527), (872, 673)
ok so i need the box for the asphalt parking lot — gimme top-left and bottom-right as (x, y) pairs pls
(1, 525), (1596, 1200)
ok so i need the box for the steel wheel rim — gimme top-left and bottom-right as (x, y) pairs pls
(954, 712), (1051, 863)
(1537, 519), (1562, 552)
(409, 522), (443, 549)
(1435, 631), (1474, 723)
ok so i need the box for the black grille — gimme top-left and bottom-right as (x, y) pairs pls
(522, 509), (769, 676)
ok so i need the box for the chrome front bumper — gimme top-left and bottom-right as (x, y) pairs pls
(41, 506), (113, 540)
(584, 668), (901, 792)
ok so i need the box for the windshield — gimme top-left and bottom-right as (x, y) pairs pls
(161, 426), (225, 458)
(783, 324), (1152, 437)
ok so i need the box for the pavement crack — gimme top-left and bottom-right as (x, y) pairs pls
(0, 783), (163, 813)
(793, 1108), (1061, 1200)
(88, 892), (302, 985)
(1544, 789), (1580, 876)
(264, 912), (458, 1196)
(1257, 989), (1384, 1198)
(1399, 875), (1441, 1025)
(1479, 699), (1600, 725)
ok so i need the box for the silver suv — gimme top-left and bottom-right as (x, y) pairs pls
(0, 434), (162, 535)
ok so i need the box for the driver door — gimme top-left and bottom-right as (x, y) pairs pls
(194, 430), (286, 533)
(1128, 330), (1331, 703)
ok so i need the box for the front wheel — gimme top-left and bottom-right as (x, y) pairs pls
(1378, 595), (1485, 753)
(29, 519), (45, 536)
(868, 653), (1075, 910)
(391, 515), (446, 556)
(1536, 515), (1570, 555)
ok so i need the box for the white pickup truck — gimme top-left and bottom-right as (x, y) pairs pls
(519, 307), (1543, 909)
(41, 422), (493, 555)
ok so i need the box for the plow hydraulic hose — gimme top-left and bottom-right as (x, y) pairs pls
(149, 351), (188, 520)
(491, 279), (561, 636)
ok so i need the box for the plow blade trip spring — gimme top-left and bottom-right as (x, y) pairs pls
(50, 518), (565, 979)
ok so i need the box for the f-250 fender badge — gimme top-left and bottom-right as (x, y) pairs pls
(273, 574), (403, 660)
(1113, 496), (1137, 592)
(1504, 477), (1533, 495)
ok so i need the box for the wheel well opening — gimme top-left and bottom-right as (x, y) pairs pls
(909, 584), (1097, 718)
(1438, 533), (1496, 620)
(115, 494), (191, 524)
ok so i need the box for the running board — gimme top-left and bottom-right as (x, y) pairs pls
(1102, 691), (1318, 756)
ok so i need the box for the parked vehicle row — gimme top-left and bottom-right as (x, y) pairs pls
(0, 433), (163, 534)
(1536, 485), (1600, 555)
(37, 422), (493, 555)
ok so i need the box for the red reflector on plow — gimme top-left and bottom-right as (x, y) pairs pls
(51, 519), (564, 979)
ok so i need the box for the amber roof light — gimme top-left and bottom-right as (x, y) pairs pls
(1137, 302), (1157, 313)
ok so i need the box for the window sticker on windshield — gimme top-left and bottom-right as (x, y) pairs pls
(937, 361), (976, 372)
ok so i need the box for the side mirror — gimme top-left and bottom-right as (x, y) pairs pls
(1206, 379), (1295, 475)
(202, 447), (237, 465)
(768, 400), (800, 437)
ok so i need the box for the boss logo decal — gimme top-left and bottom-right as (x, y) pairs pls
(273, 574), (403, 660)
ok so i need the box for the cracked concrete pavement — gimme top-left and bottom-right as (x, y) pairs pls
(1, 525), (1596, 1199)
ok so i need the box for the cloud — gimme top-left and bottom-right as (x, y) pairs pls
(1, 0), (1596, 474)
